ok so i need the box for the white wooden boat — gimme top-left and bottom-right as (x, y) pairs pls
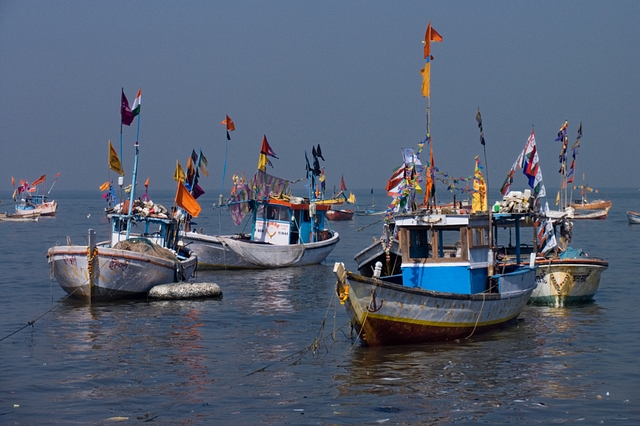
(335, 211), (536, 346)
(627, 211), (640, 224)
(182, 196), (339, 269)
(15, 196), (58, 217)
(0, 211), (40, 222)
(181, 141), (339, 270)
(571, 207), (609, 220)
(48, 201), (197, 302)
(47, 114), (197, 302)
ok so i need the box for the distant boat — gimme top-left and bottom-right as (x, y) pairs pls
(627, 211), (640, 224)
(0, 211), (40, 222)
(12, 174), (60, 217)
(326, 208), (354, 221)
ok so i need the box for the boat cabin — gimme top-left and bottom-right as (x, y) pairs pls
(109, 214), (179, 249)
(251, 197), (331, 245)
(394, 213), (494, 294)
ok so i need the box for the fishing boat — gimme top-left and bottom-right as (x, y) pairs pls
(0, 211), (40, 222)
(627, 211), (640, 224)
(12, 174), (60, 217)
(180, 139), (339, 270)
(356, 189), (385, 216)
(498, 126), (608, 306)
(335, 25), (535, 346)
(47, 89), (197, 302)
(334, 210), (536, 346)
(571, 207), (609, 220)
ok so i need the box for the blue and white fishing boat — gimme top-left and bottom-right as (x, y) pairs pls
(12, 174), (59, 217)
(47, 89), (197, 302)
(334, 210), (536, 346)
(181, 138), (339, 269)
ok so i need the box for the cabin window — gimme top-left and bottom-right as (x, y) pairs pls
(408, 228), (433, 259)
(469, 227), (489, 247)
(402, 226), (468, 262)
(438, 228), (465, 258)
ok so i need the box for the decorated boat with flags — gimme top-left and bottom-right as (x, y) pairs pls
(326, 176), (356, 220)
(180, 136), (339, 269)
(12, 173), (60, 217)
(335, 24), (536, 346)
(497, 124), (608, 306)
(48, 88), (197, 302)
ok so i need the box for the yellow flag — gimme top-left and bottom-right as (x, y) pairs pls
(99, 181), (110, 191)
(420, 61), (431, 97)
(174, 160), (186, 182)
(108, 140), (124, 176)
(347, 192), (356, 204)
(472, 157), (487, 212)
(555, 191), (560, 206)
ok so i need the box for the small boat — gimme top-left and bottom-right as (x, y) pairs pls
(326, 208), (354, 221)
(180, 140), (339, 270)
(0, 211), (40, 222)
(627, 211), (640, 224)
(47, 95), (197, 302)
(570, 198), (612, 210)
(12, 174), (60, 217)
(15, 195), (58, 217)
(335, 210), (536, 346)
(570, 207), (609, 220)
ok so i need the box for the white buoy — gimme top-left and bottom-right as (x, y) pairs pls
(148, 282), (222, 300)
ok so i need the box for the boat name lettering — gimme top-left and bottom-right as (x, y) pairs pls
(109, 258), (130, 271)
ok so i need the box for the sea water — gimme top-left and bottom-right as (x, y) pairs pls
(0, 188), (638, 424)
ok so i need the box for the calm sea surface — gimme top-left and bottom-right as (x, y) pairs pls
(1, 188), (638, 425)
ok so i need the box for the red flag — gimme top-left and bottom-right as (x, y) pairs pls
(340, 175), (347, 192)
(144, 177), (150, 187)
(423, 22), (443, 59)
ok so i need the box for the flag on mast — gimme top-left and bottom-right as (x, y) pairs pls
(121, 89), (134, 126)
(108, 140), (124, 175)
(221, 115), (235, 140)
(420, 22), (442, 98)
(131, 88), (141, 117)
(257, 135), (278, 172)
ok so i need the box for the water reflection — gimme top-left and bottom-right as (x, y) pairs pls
(47, 298), (221, 412)
(334, 304), (607, 422)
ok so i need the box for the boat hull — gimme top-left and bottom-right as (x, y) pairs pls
(181, 231), (339, 270)
(0, 212), (40, 222)
(47, 245), (197, 302)
(326, 209), (354, 221)
(570, 199), (612, 210)
(334, 266), (536, 346)
(15, 200), (57, 217)
(530, 259), (608, 306)
(571, 207), (609, 220)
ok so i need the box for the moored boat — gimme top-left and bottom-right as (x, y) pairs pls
(0, 211), (40, 222)
(326, 208), (354, 221)
(335, 210), (536, 346)
(12, 174), (60, 217)
(47, 88), (197, 302)
(627, 211), (640, 224)
(180, 139), (339, 270)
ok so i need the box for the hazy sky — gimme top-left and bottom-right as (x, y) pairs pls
(1, 1), (638, 199)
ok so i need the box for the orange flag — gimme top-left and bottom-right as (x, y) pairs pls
(423, 22), (443, 59)
(175, 182), (201, 218)
(144, 177), (150, 187)
(221, 115), (235, 131)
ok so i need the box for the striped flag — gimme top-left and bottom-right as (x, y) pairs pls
(131, 88), (141, 117)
